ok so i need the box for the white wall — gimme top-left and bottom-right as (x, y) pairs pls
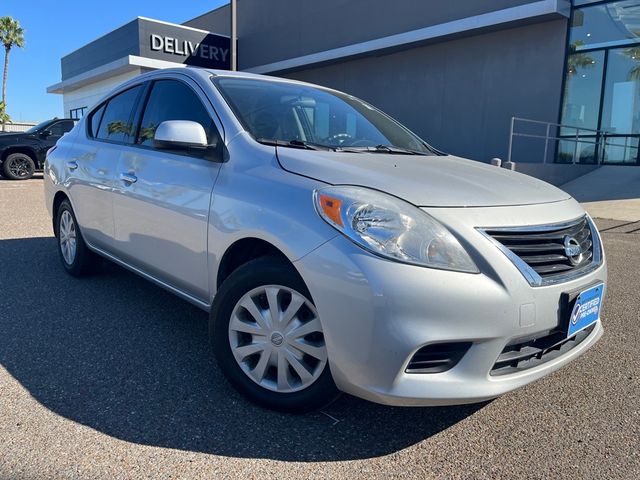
(62, 69), (143, 118)
(2, 122), (37, 132)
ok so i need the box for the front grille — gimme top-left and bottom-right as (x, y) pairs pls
(480, 216), (601, 286)
(490, 324), (596, 376)
(406, 342), (472, 374)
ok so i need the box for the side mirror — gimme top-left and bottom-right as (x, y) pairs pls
(40, 129), (52, 138)
(153, 120), (209, 150)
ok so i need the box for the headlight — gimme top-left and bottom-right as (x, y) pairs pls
(313, 186), (478, 273)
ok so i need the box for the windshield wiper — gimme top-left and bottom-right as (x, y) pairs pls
(256, 138), (335, 151)
(337, 144), (425, 155)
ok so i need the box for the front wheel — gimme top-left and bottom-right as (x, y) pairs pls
(210, 257), (339, 412)
(2, 153), (36, 180)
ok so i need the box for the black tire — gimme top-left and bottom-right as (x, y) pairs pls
(210, 257), (340, 412)
(2, 152), (36, 180)
(55, 199), (100, 277)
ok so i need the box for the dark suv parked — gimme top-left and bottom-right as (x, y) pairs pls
(0, 118), (77, 180)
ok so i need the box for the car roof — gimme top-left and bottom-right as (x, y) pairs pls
(125, 66), (328, 92)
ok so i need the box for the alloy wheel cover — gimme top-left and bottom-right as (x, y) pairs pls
(59, 210), (77, 265)
(8, 155), (32, 178)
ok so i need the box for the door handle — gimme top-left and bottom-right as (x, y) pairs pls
(66, 161), (78, 171)
(120, 172), (137, 184)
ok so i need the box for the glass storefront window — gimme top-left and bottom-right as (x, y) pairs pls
(558, 1), (640, 165)
(561, 50), (605, 131)
(600, 48), (640, 134)
(570, 1), (640, 51)
(557, 138), (600, 164)
(602, 135), (639, 163)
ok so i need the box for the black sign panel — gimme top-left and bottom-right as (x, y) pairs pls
(60, 18), (231, 81)
(139, 18), (231, 70)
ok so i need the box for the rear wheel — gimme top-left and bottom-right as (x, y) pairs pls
(56, 200), (100, 276)
(2, 153), (36, 180)
(210, 257), (339, 412)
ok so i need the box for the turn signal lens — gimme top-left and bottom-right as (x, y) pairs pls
(318, 194), (343, 227)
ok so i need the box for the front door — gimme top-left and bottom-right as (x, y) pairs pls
(112, 78), (223, 302)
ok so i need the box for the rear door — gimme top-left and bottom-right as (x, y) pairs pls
(111, 76), (223, 302)
(68, 85), (145, 250)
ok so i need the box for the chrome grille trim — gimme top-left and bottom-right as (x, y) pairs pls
(477, 215), (603, 287)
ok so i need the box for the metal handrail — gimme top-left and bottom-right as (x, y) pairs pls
(507, 117), (617, 165)
(509, 116), (601, 133)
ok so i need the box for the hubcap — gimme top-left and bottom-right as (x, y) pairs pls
(8, 155), (32, 178)
(228, 285), (327, 393)
(59, 210), (77, 265)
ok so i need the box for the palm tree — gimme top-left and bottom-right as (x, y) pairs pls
(0, 17), (25, 130)
(622, 46), (640, 81)
(563, 41), (597, 111)
(566, 41), (596, 76)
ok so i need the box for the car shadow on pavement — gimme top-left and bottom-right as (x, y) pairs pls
(0, 236), (484, 462)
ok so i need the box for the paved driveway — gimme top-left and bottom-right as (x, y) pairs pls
(0, 178), (638, 479)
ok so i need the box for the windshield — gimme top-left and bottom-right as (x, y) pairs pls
(25, 120), (53, 134)
(213, 77), (436, 155)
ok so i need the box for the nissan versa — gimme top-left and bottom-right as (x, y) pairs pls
(44, 68), (606, 412)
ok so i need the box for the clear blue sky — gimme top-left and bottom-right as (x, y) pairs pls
(2, 0), (228, 122)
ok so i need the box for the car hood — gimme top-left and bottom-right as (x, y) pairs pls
(276, 149), (571, 207)
(0, 133), (24, 141)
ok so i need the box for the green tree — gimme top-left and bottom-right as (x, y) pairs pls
(0, 17), (25, 130)
(0, 101), (10, 125)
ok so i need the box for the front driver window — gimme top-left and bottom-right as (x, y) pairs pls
(137, 80), (217, 147)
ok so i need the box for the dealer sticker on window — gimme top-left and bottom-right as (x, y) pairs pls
(568, 283), (604, 338)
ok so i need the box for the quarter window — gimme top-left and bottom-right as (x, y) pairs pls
(137, 80), (217, 147)
(89, 104), (106, 138)
(96, 85), (143, 143)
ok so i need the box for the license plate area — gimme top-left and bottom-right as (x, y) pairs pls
(560, 283), (604, 338)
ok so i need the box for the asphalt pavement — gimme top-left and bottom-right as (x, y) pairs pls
(0, 177), (638, 479)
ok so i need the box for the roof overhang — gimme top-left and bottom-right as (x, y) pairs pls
(246, 0), (571, 74)
(47, 55), (187, 94)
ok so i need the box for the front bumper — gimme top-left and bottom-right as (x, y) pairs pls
(294, 199), (606, 406)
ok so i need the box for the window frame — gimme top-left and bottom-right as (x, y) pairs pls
(69, 107), (88, 120)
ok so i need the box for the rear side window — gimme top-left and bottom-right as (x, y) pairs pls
(137, 80), (217, 147)
(96, 85), (143, 143)
(49, 120), (75, 136)
(89, 104), (106, 137)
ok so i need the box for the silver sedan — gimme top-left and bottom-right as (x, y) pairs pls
(44, 68), (606, 412)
